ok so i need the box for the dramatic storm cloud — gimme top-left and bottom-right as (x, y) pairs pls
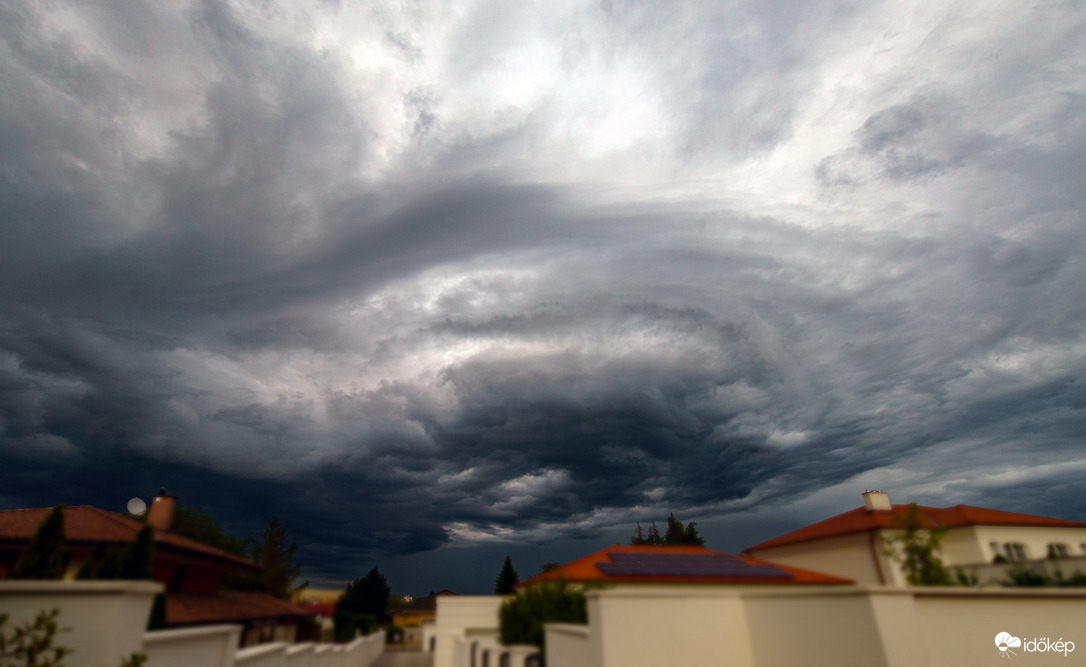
(2, 0), (1085, 593)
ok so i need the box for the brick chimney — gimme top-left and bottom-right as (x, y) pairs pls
(862, 489), (892, 511)
(147, 488), (178, 530)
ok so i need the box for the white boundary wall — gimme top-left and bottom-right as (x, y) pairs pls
(433, 595), (507, 667)
(546, 586), (1086, 667)
(0, 582), (384, 667)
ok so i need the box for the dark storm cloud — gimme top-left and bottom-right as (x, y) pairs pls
(2, 0), (1086, 592)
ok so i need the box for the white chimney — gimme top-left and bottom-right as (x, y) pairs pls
(862, 490), (891, 511)
(147, 488), (178, 530)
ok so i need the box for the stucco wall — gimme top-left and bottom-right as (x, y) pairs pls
(746, 531), (889, 584)
(0, 580), (161, 667)
(432, 595), (507, 667)
(544, 587), (1086, 667)
(913, 589), (1085, 667)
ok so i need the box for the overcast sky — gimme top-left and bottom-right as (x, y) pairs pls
(2, 0), (1085, 595)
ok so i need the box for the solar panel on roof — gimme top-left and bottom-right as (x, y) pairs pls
(597, 553), (794, 579)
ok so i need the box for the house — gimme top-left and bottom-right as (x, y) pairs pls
(392, 589), (459, 627)
(742, 489), (1086, 585)
(0, 492), (314, 646)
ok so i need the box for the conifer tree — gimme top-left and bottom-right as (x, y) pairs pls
(250, 517), (306, 599)
(494, 555), (520, 594)
(10, 505), (66, 579)
(630, 514), (705, 546)
(118, 525), (155, 580)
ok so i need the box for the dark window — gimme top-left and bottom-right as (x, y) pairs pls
(1003, 543), (1028, 561)
(1048, 543), (1069, 558)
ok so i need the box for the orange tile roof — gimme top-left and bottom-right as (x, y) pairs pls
(0, 506), (259, 572)
(744, 504), (1086, 553)
(519, 544), (852, 587)
(167, 591), (313, 625)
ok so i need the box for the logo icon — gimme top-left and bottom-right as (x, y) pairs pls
(995, 632), (1021, 658)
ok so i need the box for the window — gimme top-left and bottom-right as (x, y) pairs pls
(1003, 542), (1028, 561)
(1048, 543), (1069, 558)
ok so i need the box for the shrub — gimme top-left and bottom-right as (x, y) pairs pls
(0, 608), (69, 667)
(332, 610), (375, 641)
(499, 581), (587, 652)
(882, 503), (953, 586)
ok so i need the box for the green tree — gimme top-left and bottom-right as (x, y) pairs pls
(335, 566), (391, 640)
(499, 581), (587, 653)
(536, 562), (561, 575)
(494, 556), (520, 594)
(10, 506), (66, 580)
(882, 503), (953, 586)
(248, 517), (306, 599)
(631, 514), (704, 546)
(664, 513), (705, 546)
(170, 505), (249, 557)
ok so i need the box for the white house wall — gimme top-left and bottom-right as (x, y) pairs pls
(967, 525), (1086, 563)
(745, 531), (890, 585)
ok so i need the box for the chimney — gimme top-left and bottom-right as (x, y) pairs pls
(147, 488), (178, 530)
(862, 490), (891, 511)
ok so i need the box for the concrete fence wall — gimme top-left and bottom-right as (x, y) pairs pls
(0, 581), (384, 667)
(143, 624), (243, 667)
(432, 596), (541, 667)
(434, 595), (509, 667)
(545, 586), (1086, 667)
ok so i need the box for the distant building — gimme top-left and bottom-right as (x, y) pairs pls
(743, 490), (1086, 585)
(0, 494), (313, 646)
(393, 590), (459, 650)
(392, 589), (459, 626)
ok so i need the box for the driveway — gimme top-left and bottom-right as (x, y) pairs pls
(372, 650), (434, 667)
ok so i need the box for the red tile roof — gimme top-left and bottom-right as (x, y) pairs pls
(167, 591), (313, 625)
(0, 506), (259, 572)
(519, 544), (852, 587)
(744, 504), (1086, 553)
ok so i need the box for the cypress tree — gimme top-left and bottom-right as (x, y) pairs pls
(119, 525), (155, 579)
(10, 505), (67, 579)
(494, 555), (520, 594)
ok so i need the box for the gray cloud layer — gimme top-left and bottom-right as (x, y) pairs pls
(2, 0), (1085, 592)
